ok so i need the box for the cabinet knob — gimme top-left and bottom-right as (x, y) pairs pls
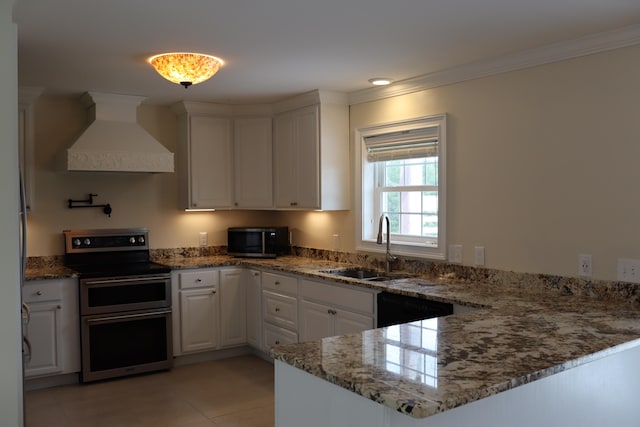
(275, 307), (280, 312)
(274, 281), (280, 285)
(234, 202), (238, 206)
(192, 203), (198, 208)
(328, 309), (337, 315)
(212, 290), (217, 294)
(275, 340), (280, 345)
(196, 278), (202, 283)
(253, 273), (259, 277)
(36, 291), (43, 296)
(56, 305), (61, 310)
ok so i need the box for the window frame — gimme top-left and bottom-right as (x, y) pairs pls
(355, 114), (447, 260)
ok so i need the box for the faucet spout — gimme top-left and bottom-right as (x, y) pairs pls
(376, 214), (398, 272)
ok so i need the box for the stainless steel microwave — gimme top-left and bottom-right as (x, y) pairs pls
(227, 227), (290, 258)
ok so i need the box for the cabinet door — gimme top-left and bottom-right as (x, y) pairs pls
(263, 323), (297, 351)
(273, 105), (320, 209)
(219, 269), (247, 348)
(188, 115), (233, 209)
(299, 300), (333, 343)
(246, 269), (262, 349)
(24, 301), (63, 377)
(234, 117), (273, 208)
(334, 310), (374, 336)
(180, 287), (219, 353)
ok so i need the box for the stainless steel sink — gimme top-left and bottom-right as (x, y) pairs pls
(320, 268), (411, 282)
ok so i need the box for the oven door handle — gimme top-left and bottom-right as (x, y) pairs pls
(86, 310), (172, 324)
(84, 276), (170, 285)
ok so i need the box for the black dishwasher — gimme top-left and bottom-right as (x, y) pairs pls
(377, 292), (453, 327)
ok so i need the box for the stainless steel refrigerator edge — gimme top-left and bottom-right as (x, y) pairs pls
(1, 4), (25, 425)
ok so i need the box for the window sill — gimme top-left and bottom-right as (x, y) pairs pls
(357, 240), (446, 261)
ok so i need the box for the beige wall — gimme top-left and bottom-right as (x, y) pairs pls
(28, 44), (640, 282)
(351, 44), (640, 280)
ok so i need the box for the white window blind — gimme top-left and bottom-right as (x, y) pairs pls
(364, 126), (439, 162)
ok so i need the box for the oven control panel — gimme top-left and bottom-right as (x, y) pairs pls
(64, 228), (149, 253)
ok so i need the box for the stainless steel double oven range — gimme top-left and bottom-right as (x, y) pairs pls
(64, 228), (172, 383)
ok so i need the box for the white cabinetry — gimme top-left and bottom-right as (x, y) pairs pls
(298, 279), (376, 343)
(219, 268), (246, 347)
(246, 269), (262, 349)
(234, 117), (273, 209)
(178, 269), (220, 353)
(273, 90), (349, 210)
(173, 267), (247, 356)
(22, 278), (80, 378)
(176, 109), (233, 209)
(261, 272), (298, 351)
(174, 102), (273, 210)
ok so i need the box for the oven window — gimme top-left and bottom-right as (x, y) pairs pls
(87, 280), (168, 308)
(87, 315), (169, 372)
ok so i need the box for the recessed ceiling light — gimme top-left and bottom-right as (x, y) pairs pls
(368, 77), (393, 86)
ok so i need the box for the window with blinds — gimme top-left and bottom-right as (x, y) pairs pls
(357, 114), (446, 259)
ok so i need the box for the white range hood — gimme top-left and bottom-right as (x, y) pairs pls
(64, 92), (174, 173)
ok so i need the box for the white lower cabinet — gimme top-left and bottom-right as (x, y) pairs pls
(173, 267), (247, 356)
(180, 287), (219, 353)
(219, 268), (246, 347)
(261, 272), (299, 352)
(298, 279), (376, 343)
(22, 278), (80, 378)
(246, 269), (262, 349)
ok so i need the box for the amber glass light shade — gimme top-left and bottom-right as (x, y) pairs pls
(148, 52), (223, 88)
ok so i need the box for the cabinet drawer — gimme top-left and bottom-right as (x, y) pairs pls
(263, 290), (297, 330)
(263, 323), (297, 349)
(299, 279), (375, 314)
(23, 282), (62, 303)
(262, 272), (297, 295)
(179, 270), (219, 289)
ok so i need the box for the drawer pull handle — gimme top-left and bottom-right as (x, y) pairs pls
(275, 307), (280, 312)
(275, 340), (280, 345)
(328, 309), (337, 315)
(274, 281), (280, 285)
(196, 278), (202, 283)
(212, 290), (217, 294)
(36, 291), (43, 296)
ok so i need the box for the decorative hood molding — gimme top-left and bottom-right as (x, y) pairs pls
(65, 92), (174, 173)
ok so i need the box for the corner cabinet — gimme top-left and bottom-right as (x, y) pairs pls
(173, 102), (273, 210)
(172, 267), (247, 356)
(273, 90), (350, 210)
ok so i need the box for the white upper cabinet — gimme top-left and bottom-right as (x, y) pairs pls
(234, 117), (273, 209)
(174, 102), (273, 210)
(273, 90), (350, 210)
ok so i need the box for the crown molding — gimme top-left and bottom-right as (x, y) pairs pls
(349, 24), (640, 105)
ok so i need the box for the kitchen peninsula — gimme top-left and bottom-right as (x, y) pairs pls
(26, 253), (640, 426)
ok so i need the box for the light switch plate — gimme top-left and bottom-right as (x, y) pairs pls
(474, 246), (485, 266)
(448, 244), (463, 264)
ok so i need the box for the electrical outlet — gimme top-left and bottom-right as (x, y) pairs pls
(448, 244), (463, 264)
(578, 254), (592, 278)
(474, 246), (485, 266)
(199, 231), (208, 247)
(617, 259), (640, 283)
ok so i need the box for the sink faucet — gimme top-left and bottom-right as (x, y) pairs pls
(377, 214), (398, 272)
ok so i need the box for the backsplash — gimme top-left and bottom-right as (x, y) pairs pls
(27, 246), (640, 304)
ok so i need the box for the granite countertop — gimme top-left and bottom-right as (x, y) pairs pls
(25, 253), (640, 420)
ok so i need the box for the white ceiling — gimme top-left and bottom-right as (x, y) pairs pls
(13, 0), (640, 105)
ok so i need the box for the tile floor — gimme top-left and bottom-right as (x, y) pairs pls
(25, 355), (275, 427)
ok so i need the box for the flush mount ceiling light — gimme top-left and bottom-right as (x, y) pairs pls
(148, 52), (224, 88)
(368, 77), (393, 86)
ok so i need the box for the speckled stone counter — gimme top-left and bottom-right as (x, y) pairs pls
(25, 251), (640, 420)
